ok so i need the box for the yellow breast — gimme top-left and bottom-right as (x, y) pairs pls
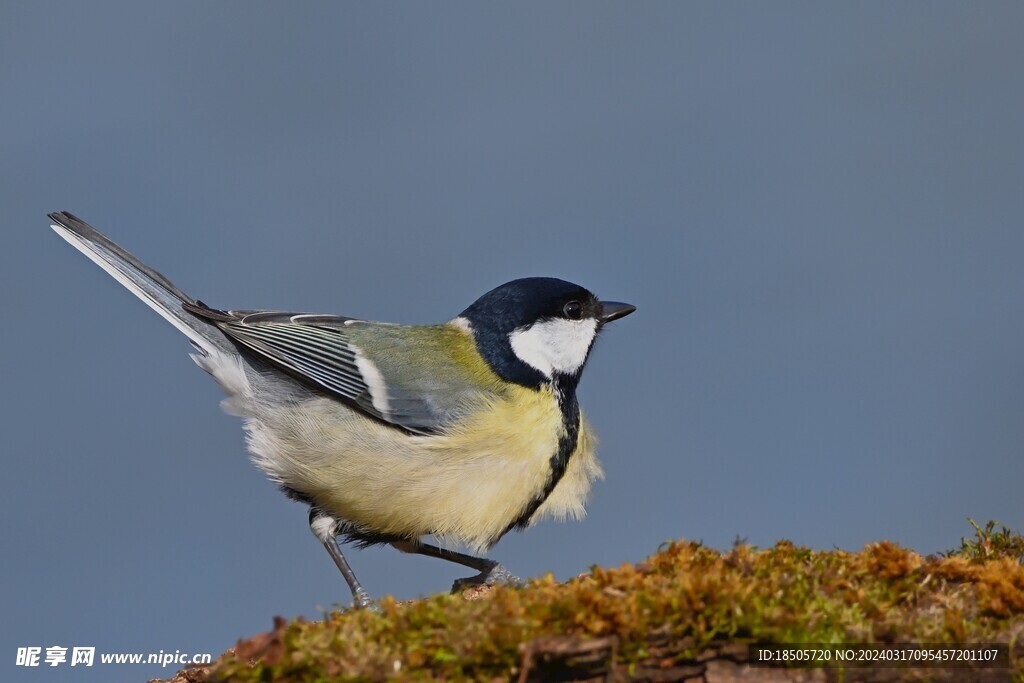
(248, 384), (603, 552)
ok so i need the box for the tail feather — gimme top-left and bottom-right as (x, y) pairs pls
(48, 211), (232, 356)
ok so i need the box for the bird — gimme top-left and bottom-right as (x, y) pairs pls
(48, 211), (635, 608)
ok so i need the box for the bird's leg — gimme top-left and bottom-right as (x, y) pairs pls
(391, 540), (522, 593)
(308, 508), (374, 609)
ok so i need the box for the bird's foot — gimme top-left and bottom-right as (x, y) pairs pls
(451, 562), (522, 593)
(350, 587), (379, 612)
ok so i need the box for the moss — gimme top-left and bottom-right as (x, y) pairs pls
(947, 518), (1024, 564)
(177, 522), (1024, 682)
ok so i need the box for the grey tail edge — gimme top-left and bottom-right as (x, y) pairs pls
(47, 211), (233, 356)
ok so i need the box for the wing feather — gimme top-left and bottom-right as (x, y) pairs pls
(184, 304), (486, 435)
(222, 322), (377, 404)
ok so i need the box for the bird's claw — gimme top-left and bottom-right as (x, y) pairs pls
(350, 588), (380, 612)
(451, 563), (522, 593)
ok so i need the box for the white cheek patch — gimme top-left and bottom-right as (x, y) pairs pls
(509, 318), (598, 378)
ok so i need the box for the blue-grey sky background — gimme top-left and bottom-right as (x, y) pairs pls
(3, 3), (1023, 681)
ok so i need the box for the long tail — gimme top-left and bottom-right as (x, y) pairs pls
(48, 211), (233, 356)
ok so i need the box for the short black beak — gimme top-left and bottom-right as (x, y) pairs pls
(598, 301), (636, 323)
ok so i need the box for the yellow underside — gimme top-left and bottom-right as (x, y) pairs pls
(247, 383), (602, 552)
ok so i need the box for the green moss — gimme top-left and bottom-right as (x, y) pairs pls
(947, 518), (1024, 564)
(190, 521), (1024, 682)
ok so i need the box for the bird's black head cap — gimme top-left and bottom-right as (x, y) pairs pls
(459, 277), (603, 389)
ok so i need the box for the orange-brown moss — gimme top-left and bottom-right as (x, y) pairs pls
(153, 520), (1024, 679)
(181, 527), (1024, 682)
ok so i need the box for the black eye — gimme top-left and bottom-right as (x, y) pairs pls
(563, 300), (583, 320)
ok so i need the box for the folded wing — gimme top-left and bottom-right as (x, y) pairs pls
(185, 304), (490, 435)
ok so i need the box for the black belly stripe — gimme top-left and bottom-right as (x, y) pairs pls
(497, 373), (581, 543)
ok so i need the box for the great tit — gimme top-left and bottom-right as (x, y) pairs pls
(48, 211), (635, 608)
